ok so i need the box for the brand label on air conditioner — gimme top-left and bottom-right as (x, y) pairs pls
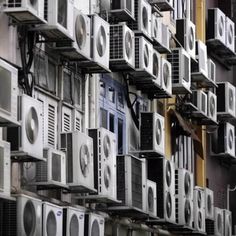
(57, 211), (62, 216)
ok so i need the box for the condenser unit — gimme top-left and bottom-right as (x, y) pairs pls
(148, 159), (175, 223)
(167, 47), (191, 94)
(140, 112), (165, 157)
(85, 213), (105, 236)
(0, 59), (18, 127)
(160, 57), (172, 96)
(43, 202), (63, 236)
(216, 82), (236, 119)
(7, 94), (44, 161)
(207, 91), (217, 122)
(207, 59), (216, 83)
(225, 17), (235, 53)
(193, 187), (206, 233)
(223, 209), (232, 236)
(146, 179), (157, 217)
(207, 8), (226, 45)
(205, 188), (214, 220)
(63, 206), (85, 236)
(151, 13), (162, 44)
(110, 23), (135, 71)
(3, 0), (46, 24)
(60, 131), (95, 193)
(152, 49), (161, 85)
(192, 90), (208, 116)
(89, 128), (117, 200)
(35, 148), (67, 189)
(176, 18), (196, 60)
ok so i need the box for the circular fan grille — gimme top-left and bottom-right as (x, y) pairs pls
(228, 129), (234, 150)
(153, 19), (158, 38)
(165, 161), (172, 187)
(144, 44), (149, 68)
(197, 191), (202, 208)
(219, 16), (224, 37)
(103, 135), (111, 158)
(153, 53), (159, 77)
(91, 219), (100, 236)
(188, 26), (194, 50)
(75, 15), (87, 50)
(125, 31), (133, 59)
(228, 24), (233, 45)
(184, 199), (191, 225)
(184, 172), (191, 197)
(104, 165), (111, 189)
(23, 200), (36, 236)
(142, 6), (148, 31)
(155, 118), (162, 146)
(148, 187), (154, 212)
(46, 211), (57, 236)
(209, 96), (216, 118)
(229, 88), (234, 110)
(80, 144), (90, 177)
(166, 192), (172, 219)
(96, 26), (106, 57)
(163, 63), (170, 88)
(207, 194), (212, 215)
(198, 212), (203, 229)
(29, 0), (37, 9)
(70, 214), (79, 236)
(217, 213), (223, 234)
(25, 106), (39, 144)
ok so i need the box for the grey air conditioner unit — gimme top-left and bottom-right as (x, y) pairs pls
(60, 131), (95, 193)
(161, 57), (172, 96)
(7, 94), (44, 162)
(207, 91), (217, 122)
(225, 17), (235, 53)
(110, 23), (135, 71)
(85, 213), (105, 236)
(146, 179), (157, 217)
(0, 59), (18, 127)
(140, 112), (165, 157)
(89, 128), (117, 200)
(223, 209), (232, 236)
(148, 158), (176, 224)
(216, 82), (236, 119)
(167, 47), (191, 94)
(205, 188), (214, 220)
(192, 90), (208, 116)
(207, 59), (216, 83)
(176, 18), (196, 60)
(193, 187), (206, 233)
(3, 0), (46, 24)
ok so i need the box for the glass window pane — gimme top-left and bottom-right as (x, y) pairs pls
(118, 118), (123, 154)
(109, 113), (114, 132)
(48, 60), (56, 93)
(63, 71), (72, 104)
(100, 108), (107, 129)
(108, 87), (115, 103)
(74, 76), (81, 106)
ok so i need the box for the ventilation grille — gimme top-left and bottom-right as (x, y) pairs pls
(167, 50), (180, 84)
(5, 0), (22, 8)
(117, 157), (126, 204)
(63, 113), (71, 132)
(75, 117), (81, 131)
(51, 153), (61, 182)
(110, 25), (124, 60)
(0, 147), (4, 191)
(36, 150), (48, 182)
(48, 105), (56, 147)
(135, 37), (140, 68)
(127, 0), (138, 30)
(206, 219), (215, 235)
(44, 0), (48, 21)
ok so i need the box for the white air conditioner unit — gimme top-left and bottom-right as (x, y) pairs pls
(110, 23), (135, 70)
(63, 206), (85, 236)
(89, 128), (117, 200)
(225, 17), (235, 52)
(60, 131), (95, 193)
(192, 90), (208, 116)
(7, 94), (44, 161)
(0, 59), (18, 127)
(146, 179), (157, 217)
(43, 202), (63, 236)
(151, 13), (162, 44)
(3, 0), (46, 24)
(140, 112), (165, 157)
(116, 155), (147, 211)
(193, 187), (206, 233)
(167, 47), (191, 94)
(152, 49), (161, 85)
(161, 57), (172, 96)
(110, 0), (135, 21)
(176, 18), (196, 60)
(35, 148), (67, 188)
(207, 8), (226, 45)
(37, 0), (74, 41)
(0, 140), (11, 197)
(175, 168), (193, 228)
(223, 209), (232, 236)
(85, 213), (105, 236)
(161, 23), (170, 50)
(207, 59), (216, 83)
(207, 91), (217, 122)
(216, 82), (236, 118)
(205, 188), (214, 220)
(148, 159), (175, 223)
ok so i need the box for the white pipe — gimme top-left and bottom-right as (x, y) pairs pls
(186, 0), (191, 19)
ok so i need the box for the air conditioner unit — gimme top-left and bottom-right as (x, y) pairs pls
(37, 0), (74, 41)
(151, 13), (162, 44)
(207, 8), (226, 45)
(192, 90), (208, 116)
(205, 188), (214, 220)
(207, 59), (216, 83)
(0, 59), (18, 127)
(110, 23), (135, 71)
(60, 131), (95, 193)
(193, 187), (206, 233)
(167, 47), (191, 94)
(148, 0), (173, 11)
(43, 202), (63, 236)
(161, 23), (170, 50)
(0, 140), (11, 198)
(89, 128), (117, 200)
(140, 112), (165, 157)
(225, 17), (235, 52)
(54, 9), (91, 61)
(152, 49), (161, 85)
(116, 155), (147, 211)
(175, 168), (193, 228)
(223, 209), (232, 236)
(35, 148), (67, 188)
(7, 94), (44, 161)
(207, 91), (217, 122)
(176, 18), (196, 60)
(161, 57), (172, 96)
(216, 82), (236, 118)
(85, 213), (105, 236)
(110, 0), (135, 21)
(146, 179), (157, 217)
(63, 206), (85, 236)
(148, 159), (175, 223)
(3, 0), (46, 24)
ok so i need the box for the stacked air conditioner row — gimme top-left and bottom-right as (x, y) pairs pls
(0, 194), (105, 236)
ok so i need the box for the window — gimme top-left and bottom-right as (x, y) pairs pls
(100, 80), (106, 97)
(74, 75), (82, 108)
(117, 91), (124, 111)
(118, 118), (124, 154)
(63, 71), (72, 104)
(109, 113), (115, 132)
(108, 86), (115, 103)
(100, 108), (108, 129)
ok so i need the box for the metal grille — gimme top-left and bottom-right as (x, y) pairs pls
(117, 157), (125, 204)
(110, 25), (123, 60)
(51, 153), (61, 182)
(127, 0), (138, 30)
(36, 150), (48, 182)
(5, 0), (22, 8)
(75, 117), (81, 131)
(63, 113), (71, 132)
(140, 113), (153, 150)
(134, 37), (140, 68)
(0, 147), (4, 191)
(44, 0), (48, 21)
(167, 49), (179, 84)
(48, 105), (56, 147)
